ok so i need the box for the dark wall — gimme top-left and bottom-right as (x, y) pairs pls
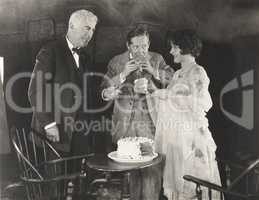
(2, 0), (259, 40)
(199, 39), (257, 159)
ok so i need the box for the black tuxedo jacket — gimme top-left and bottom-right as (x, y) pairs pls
(28, 37), (97, 152)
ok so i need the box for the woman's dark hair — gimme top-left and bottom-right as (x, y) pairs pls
(126, 24), (150, 45)
(166, 29), (202, 58)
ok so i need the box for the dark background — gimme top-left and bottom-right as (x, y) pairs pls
(0, 0), (258, 188)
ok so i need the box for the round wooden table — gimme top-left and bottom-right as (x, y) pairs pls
(86, 153), (163, 200)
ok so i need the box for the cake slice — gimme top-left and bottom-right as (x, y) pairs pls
(117, 137), (155, 159)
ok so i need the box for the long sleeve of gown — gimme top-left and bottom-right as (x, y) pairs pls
(191, 66), (212, 113)
(189, 66), (216, 153)
(169, 66), (212, 115)
(170, 66), (216, 151)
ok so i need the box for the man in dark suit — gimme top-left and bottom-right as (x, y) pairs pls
(28, 9), (98, 156)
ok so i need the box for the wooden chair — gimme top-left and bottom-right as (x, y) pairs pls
(6, 127), (95, 200)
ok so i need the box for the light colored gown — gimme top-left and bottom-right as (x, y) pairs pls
(153, 63), (221, 200)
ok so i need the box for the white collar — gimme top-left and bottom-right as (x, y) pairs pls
(66, 36), (74, 52)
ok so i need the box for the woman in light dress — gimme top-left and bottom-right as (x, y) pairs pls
(153, 30), (221, 200)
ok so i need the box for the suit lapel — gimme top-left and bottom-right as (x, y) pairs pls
(79, 49), (93, 73)
(59, 38), (77, 70)
(58, 38), (82, 83)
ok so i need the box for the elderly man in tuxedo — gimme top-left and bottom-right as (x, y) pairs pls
(101, 25), (174, 200)
(28, 9), (98, 157)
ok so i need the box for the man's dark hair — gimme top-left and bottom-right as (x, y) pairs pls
(166, 29), (202, 58)
(126, 24), (150, 45)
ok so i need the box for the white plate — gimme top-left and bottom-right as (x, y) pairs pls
(108, 151), (158, 163)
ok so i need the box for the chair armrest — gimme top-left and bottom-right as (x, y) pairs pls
(183, 175), (248, 199)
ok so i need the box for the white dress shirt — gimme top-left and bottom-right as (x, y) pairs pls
(66, 37), (80, 68)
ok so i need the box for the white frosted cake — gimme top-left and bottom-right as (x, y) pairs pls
(117, 137), (154, 159)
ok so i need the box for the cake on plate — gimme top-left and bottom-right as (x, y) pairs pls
(117, 137), (155, 159)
